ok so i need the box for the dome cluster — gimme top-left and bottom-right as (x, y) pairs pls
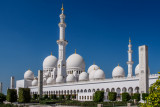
(24, 50), (150, 87)
(88, 64), (105, 80)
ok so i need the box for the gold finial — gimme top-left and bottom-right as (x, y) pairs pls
(51, 52), (52, 56)
(61, 3), (64, 11)
(75, 49), (76, 54)
(93, 61), (95, 65)
(94, 67), (95, 70)
(129, 37), (131, 43)
(118, 64), (119, 66)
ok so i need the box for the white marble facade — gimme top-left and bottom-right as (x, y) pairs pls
(16, 5), (159, 101)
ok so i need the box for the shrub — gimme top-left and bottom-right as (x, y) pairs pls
(0, 93), (6, 103)
(50, 94), (56, 100)
(122, 92), (131, 102)
(133, 93), (140, 101)
(33, 94), (38, 100)
(59, 95), (64, 100)
(93, 91), (104, 102)
(18, 88), (31, 103)
(66, 95), (71, 100)
(142, 93), (149, 101)
(43, 94), (48, 100)
(72, 95), (76, 99)
(6, 89), (17, 103)
(108, 92), (117, 101)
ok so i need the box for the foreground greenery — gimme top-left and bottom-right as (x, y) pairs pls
(0, 103), (24, 107)
(140, 72), (160, 107)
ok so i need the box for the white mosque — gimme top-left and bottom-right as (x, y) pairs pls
(16, 5), (159, 101)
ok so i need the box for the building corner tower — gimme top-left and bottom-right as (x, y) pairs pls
(56, 4), (68, 83)
(127, 38), (134, 77)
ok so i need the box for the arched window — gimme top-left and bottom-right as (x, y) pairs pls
(122, 87), (127, 93)
(116, 88), (121, 97)
(101, 88), (104, 91)
(128, 87), (133, 95)
(84, 89), (87, 93)
(90, 96), (92, 99)
(97, 88), (100, 91)
(111, 88), (115, 92)
(80, 89), (83, 93)
(92, 89), (95, 92)
(135, 87), (139, 93)
(88, 89), (91, 92)
(77, 90), (79, 93)
(106, 88), (110, 92)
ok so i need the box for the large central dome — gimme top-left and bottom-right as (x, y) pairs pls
(43, 55), (57, 69)
(66, 52), (85, 74)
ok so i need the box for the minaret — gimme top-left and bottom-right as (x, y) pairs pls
(127, 38), (134, 77)
(57, 4), (68, 79)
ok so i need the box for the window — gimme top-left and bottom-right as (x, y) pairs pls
(90, 96), (92, 99)
(79, 96), (81, 99)
(87, 96), (89, 99)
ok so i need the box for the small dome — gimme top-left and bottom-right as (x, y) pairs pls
(112, 65), (125, 78)
(43, 55), (57, 69)
(56, 76), (64, 83)
(24, 69), (34, 80)
(87, 64), (99, 74)
(135, 64), (150, 76)
(94, 69), (105, 79)
(32, 79), (38, 86)
(66, 74), (75, 82)
(47, 77), (55, 85)
(79, 72), (89, 81)
(89, 69), (96, 80)
(67, 53), (85, 70)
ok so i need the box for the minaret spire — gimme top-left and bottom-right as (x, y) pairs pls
(61, 3), (64, 14)
(56, 4), (68, 83)
(127, 37), (134, 77)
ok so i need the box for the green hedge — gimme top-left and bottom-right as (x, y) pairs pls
(66, 95), (71, 100)
(43, 94), (48, 99)
(93, 91), (104, 102)
(59, 95), (64, 100)
(33, 94), (38, 100)
(50, 94), (57, 100)
(0, 93), (6, 103)
(6, 89), (17, 103)
(142, 93), (149, 101)
(18, 88), (31, 103)
(72, 95), (76, 99)
(133, 93), (140, 101)
(59, 100), (127, 106)
(122, 92), (131, 102)
(108, 92), (117, 101)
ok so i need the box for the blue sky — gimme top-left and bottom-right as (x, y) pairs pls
(0, 0), (160, 93)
